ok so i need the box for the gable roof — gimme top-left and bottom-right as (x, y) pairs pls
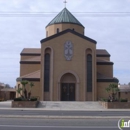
(96, 58), (113, 65)
(96, 49), (110, 57)
(97, 73), (118, 83)
(17, 70), (40, 81)
(40, 29), (97, 44)
(21, 48), (41, 56)
(118, 84), (130, 92)
(46, 8), (84, 28)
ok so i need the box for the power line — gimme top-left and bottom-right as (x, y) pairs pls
(0, 12), (130, 17)
(1, 11), (130, 13)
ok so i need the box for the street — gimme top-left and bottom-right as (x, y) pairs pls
(0, 109), (130, 117)
(0, 118), (119, 130)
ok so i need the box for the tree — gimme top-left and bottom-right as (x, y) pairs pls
(105, 83), (119, 102)
(16, 80), (35, 100)
(21, 80), (28, 99)
(28, 82), (34, 99)
(16, 88), (23, 97)
(5, 84), (11, 88)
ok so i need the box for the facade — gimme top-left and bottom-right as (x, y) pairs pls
(16, 8), (118, 101)
(0, 83), (16, 100)
(118, 84), (130, 101)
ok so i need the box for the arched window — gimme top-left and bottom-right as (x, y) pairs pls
(44, 53), (50, 92)
(57, 28), (59, 33)
(87, 54), (92, 92)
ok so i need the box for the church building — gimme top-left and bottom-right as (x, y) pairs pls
(16, 8), (118, 101)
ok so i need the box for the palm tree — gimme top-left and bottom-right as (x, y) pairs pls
(28, 82), (34, 99)
(105, 87), (111, 101)
(20, 80), (28, 99)
(16, 88), (23, 98)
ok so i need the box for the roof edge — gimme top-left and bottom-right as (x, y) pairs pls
(97, 62), (114, 65)
(17, 78), (40, 82)
(20, 61), (40, 64)
(20, 53), (41, 56)
(96, 55), (110, 57)
(97, 78), (119, 83)
(46, 22), (85, 28)
(40, 29), (97, 44)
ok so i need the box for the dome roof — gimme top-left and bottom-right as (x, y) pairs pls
(46, 8), (84, 27)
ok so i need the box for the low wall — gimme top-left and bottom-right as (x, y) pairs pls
(12, 101), (39, 108)
(100, 101), (130, 109)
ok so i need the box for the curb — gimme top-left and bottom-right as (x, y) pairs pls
(0, 115), (130, 119)
(0, 108), (130, 111)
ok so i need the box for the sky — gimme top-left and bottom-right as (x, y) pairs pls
(0, 0), (130, 87)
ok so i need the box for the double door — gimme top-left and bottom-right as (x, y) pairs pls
(61, 83), (75, 101)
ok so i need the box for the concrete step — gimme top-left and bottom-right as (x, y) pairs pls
(38, 101), (105, 110)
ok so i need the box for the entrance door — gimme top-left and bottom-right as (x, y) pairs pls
(61, 83), (75, 101)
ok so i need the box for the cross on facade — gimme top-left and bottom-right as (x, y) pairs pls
(64, 0), (67, 7)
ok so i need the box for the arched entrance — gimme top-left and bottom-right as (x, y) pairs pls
(60, 73), (76, 101)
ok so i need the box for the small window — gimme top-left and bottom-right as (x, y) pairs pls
(46, 31), (48, 37)
(72, 28), (75, 31)
(57, 28), (59, 33)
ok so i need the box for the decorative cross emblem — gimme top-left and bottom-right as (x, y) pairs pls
(64, 41), (73, 61)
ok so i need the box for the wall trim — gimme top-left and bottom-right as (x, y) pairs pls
(97, 62), (113, 65)
(20, 61), (40, 64)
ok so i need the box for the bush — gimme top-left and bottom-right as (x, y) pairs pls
(0, 98), (4, 101)
(100, 98), (109, 102)
(120, 99), (128, 102)
(14, 97), (22, 101)
(30, 97), (37, 101)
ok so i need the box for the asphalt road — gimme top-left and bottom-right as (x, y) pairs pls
(0, 109), (129, 117)
(0, 126), (119, 130)
(0, 118), (120, 130)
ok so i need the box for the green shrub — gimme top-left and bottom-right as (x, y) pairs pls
(30, 97), (37, 101)
(100, 98), (107, 102)
(14, 97), (22, 101)
(0, 98), (4, 101)
(120, 99), (128, 102)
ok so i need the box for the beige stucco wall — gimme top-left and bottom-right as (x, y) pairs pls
(16, 81), (41, 100)
(46, 23), (84, 37)
(21, 56), (39, 60)
(41, 32), (97, 101)
(97, 65), (113, 77)
(97, 57), (110, 61)
(97, 82), (118, 100)
(20, 64), (40, 76)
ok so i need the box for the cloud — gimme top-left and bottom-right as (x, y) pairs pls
(0, 0), (130, 86)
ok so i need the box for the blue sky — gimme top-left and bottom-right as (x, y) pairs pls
(0, 0), (130, 87)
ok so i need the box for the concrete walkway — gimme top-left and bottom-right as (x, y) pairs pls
(0, 101), (104, 110)
(0, 101), (130, 111)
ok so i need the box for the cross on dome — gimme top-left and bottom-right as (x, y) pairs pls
(64, 0), (67, 7)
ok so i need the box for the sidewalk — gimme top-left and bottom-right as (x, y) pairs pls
(0, 101), (130, 119)
(0, 101), (130, 111)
